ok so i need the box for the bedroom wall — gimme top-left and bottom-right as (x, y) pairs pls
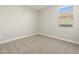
(0, 6), (38, 42)
(0, 5), (78, 43)
(39, 6), (79, 42)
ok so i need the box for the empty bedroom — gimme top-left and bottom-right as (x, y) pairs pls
(0, 5), (79, 54)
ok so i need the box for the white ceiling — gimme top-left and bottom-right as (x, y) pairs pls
(28, 5), (51, 10)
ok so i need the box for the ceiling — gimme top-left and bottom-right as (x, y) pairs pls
(28, 5), (51, 10)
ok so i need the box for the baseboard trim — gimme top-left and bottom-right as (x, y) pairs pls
(0, 33), (37, 44)
(0, 33), (79, 45)
(38, 33), (79, 45)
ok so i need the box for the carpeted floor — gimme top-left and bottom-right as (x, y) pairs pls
(0, 35), (79, 54)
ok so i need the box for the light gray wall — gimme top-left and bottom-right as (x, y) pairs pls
(39, 6), (79, 42)
(0, 6), (38, 42)
(0, 5), (78, 43)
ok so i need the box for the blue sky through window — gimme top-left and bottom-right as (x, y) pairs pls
(59, 6), (73, 13)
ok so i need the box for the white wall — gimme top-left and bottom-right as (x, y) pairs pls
(0, 5), (78, 43)
(39, 6), (79, 42)
(0, 6), (38, 42)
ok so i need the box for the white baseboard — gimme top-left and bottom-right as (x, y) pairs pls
(0, 33), (79, 45)
(0, 33), (37, 44)
(38, 33), (79, 45)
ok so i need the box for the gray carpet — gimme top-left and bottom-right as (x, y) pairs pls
(0, 35), (79, 54)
